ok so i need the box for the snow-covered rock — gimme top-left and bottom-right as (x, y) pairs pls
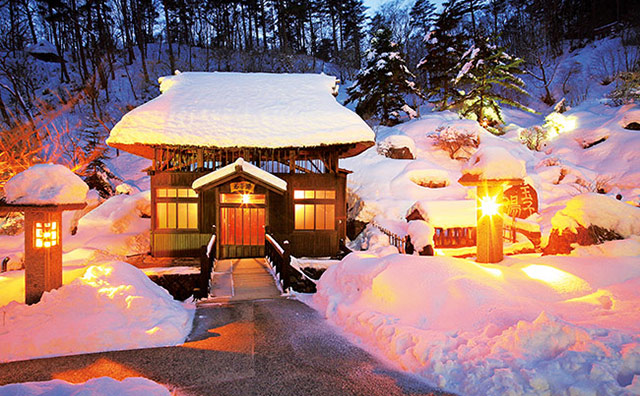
(4, 164), (88, 205)
(0, 261), (194, 363)
(377, 135), (416, 159)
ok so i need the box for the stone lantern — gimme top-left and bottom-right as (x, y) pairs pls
(458, 146), (526, 264)
(0, 164), (88, 304)
(458, 174), (523, 263)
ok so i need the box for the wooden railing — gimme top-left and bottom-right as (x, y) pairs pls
(265, 234), (292, 292)
(196, 233), (216, 299)
(433, 227), (476, 248)
(372, 223), (414, 254)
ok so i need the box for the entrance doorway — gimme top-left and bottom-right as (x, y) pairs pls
(219, 193), (266, 258)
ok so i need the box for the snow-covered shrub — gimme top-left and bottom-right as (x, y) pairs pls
(377, 135), (416, 159)
(572, 175), (615, 195)
(428, 126), (479, 160)
(609, 71), (640, 106)
(407, 220), (434, 254)
(543, 112), (577, 138)
(519, 126), (549, 151)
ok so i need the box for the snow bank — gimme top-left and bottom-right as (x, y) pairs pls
(312, 252), (640, 396)
(0, 377), (171, 396)
(551, 193), (640, 237)
(3, 164), (88, 205)
(108, 72), (374, 150)
(0, 261), (194, 363)
(66, 191), (151, 256)
(463, 146), (527, 180)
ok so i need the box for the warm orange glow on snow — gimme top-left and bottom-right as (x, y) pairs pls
(53, 358), (143, 382)
(479, 195), (501, 217)
(182, 321), (254, 354)
(522, 264), (591, 293)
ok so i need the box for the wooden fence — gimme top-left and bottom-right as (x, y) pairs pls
(433, 227), (476, 248)
(372, 223), (414, 254)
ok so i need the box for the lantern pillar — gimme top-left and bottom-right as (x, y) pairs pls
(476, 184), (504, 263)
(24, 210), (63, 305)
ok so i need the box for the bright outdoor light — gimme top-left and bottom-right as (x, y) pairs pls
(479, 195), (501, 217)
(521, 264), (590, 293)
(35, 222), (58, 248)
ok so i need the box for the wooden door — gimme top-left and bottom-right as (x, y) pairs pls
(219, 207), (266, 258)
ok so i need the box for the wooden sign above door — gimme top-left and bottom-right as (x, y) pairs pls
(230, 181), (255, 194)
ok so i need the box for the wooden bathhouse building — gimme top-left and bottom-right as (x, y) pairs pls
(107, 72), (375, 259)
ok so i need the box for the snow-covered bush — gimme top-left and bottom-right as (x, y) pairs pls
(519, 126), (549, 151)
(543, 112), (577, 138)
(406, 220), (434, 254)
(609, 71), (640, 105)
(428, 125), (479, 160)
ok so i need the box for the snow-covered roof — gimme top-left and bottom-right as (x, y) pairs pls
(107, 72), (375, 157)
(407, 200), (477, 228)
(192, 158), (287, 192)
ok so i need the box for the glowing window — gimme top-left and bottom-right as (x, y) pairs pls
(293, 190), (336, 201)
(156, 187), (199, 230)
(220, 194), (266, 204)
(294, 203), (335, 230)
(35, 222), (58, 248)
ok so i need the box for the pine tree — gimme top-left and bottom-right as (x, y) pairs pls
(345, 27), (423, 126)
(80, 120), (119, 198)
(451, 35), (535, 130)
(409, 0), (436, 39)
(416, 0), (467, 110)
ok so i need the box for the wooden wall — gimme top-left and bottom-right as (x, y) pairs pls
(150, 168), (348, 258)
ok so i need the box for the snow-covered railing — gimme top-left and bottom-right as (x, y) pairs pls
(265, 234), (292, 292)
(372, 222), (414, 254)
(196, 233), (216, 299)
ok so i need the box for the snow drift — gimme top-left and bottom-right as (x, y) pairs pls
(0, 261), (194, 363)
(312, 252), (640, 396)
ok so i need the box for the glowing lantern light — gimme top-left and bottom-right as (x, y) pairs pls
(479, 195), (501, 217)
(242, 194), (251, 204)
(35, 222), (58, 248)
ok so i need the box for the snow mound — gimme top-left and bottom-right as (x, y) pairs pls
(463, 146), (526, 180)
(78, 191), (151, 234)
(107, 72), (375, 151)
(3, 164), (88, 205)
(0, 377), (171, 396)
(312, 252), (640, 396)
(406, 220), (434, 251)
(25, 40), (57, 55)
(551, 193), (640, 238)
(0, 261), (194, 363)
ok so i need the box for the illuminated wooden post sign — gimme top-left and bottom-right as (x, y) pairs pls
(0, 202), (86, 304)
(458, 174), (524, 263)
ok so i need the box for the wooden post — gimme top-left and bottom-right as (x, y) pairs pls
(282, 240), (291, 292)
(476, 184), (504, 263)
